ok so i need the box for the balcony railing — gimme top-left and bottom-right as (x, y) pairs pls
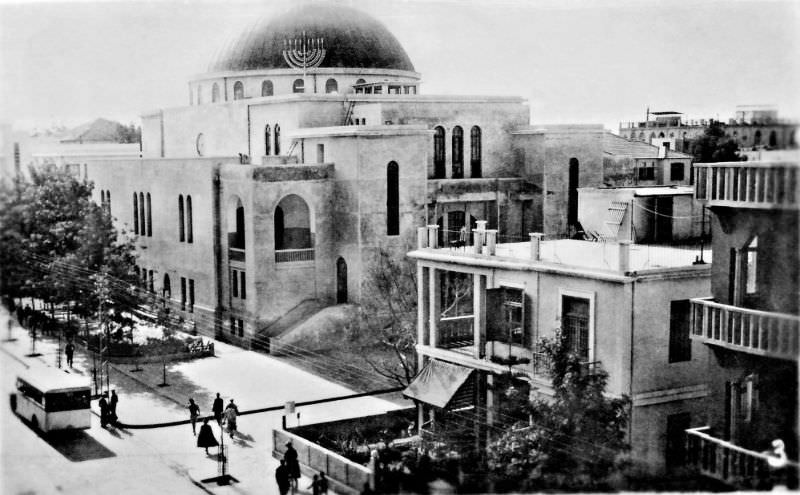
(438, 315), (474, 350)
(691, 298), (799, 361)
(228, 247), (245, 262)
(686, 426), (799, 489)
(694, 162), (798, 209)
(275, 248), (315, 263)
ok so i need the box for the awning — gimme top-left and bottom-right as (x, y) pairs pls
(403, 359), (474, 409)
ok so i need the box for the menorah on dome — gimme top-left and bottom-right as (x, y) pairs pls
(282, 32), (326, 72)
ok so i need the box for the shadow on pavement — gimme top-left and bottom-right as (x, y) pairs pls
(22, 419), (117, 462)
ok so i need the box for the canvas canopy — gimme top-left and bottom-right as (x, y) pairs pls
(403, 359), (474, 409)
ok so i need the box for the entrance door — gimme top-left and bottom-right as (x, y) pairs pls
(336, 257), (348, 304)
(654, 197), (673, 243)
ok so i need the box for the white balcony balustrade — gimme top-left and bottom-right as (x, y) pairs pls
(694, 162), (798, 209)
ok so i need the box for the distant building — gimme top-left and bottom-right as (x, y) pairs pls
(406, 223), (711, 476)
(619, 106), (798, 153)
(686, 159), (799, 489)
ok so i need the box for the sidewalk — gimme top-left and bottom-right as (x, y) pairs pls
(1, 306), (407, 495)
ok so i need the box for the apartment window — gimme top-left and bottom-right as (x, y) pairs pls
(754, 130), (762, 146)
(561, 295), (590, 361)
(139, 192), (145, 235)
(188, 279), (195, 313)
(293, 79), (304, 93)
(133, 193), (139, 235)
(670, 162), (685, 181)
(470, 126), (482, 178)
(274, 124), (281, 155)
(212, 83), (220, 103)
(317, 143), (325, 163)
(668, 300), (691, 363)
(230, 317), (236, 335)
(178, 195), (185, 242)
(233, 81), (244, 100)
(238, 319), (244, 337)
(180, 277), (187, 311)
(232, 270), (239, 298)
(265, 125), (271, 156)
(146, 193), (152, 236)
(240, 271), (246, 299)
(386, 161), (399, 236)
(745, 236), (758, 295)
(451, 126), (464, 178)
(487, 287), (527, 347)
(148, 270), (154, 292)
(638, 163), (655, 181)
(186, 196), (193, 243)
(741, 374), (758, 423)
(433, 126), (445, 178)
(325, 78), (338, 94)
(262, 80), (273, 97)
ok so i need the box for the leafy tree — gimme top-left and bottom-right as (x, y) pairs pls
(487, 331), (631, 492)
(691, 121), (742, 163)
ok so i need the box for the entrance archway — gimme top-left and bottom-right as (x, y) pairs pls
(336, 257), (348, 304)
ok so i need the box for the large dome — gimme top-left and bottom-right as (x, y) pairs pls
(209, 3), (415, 73)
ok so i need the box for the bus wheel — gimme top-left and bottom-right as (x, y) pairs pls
(31, 415), (39, 431)
(9, 394), (16, 412)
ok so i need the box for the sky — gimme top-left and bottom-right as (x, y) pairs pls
(1, 0), (799, 132)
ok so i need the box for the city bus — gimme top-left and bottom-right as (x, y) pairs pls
(9, 364), (92, 432)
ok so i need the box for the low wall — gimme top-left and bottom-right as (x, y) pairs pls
(273, 429), (372, 495)
(105, 347), (214, 364)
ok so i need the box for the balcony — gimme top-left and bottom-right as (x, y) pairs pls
(694, 162), (798, 209)
(686, 426), (799, 489)
(438, 316), (474, 352)
(228, 247), (245, 263)
(275, 248), (314, 263)
(691, 298), (799, 361)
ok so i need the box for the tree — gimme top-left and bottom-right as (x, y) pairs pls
(487, 331), (631, 492)
(691, 121), (742, 163)
(0, 167), (138, 321)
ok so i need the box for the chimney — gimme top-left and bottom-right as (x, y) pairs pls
(618, 241), (631, 272)
(473, 220), (488, 254)
(427, 225), (439, 249)
(485, 230), (497, 255)
(417, 227), (428, 249)
(530, 232), (544, 261)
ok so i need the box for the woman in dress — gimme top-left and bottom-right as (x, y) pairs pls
(196, 418), (218, 454)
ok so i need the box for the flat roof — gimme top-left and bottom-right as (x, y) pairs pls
(19, 364), (91, 392)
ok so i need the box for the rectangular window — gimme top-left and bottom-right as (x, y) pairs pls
(238, 319), (244, 337)
(670, 162), (685, 181)
(487, 287), (527, 347)
(180, 277), (187, 311)
(668, 299), (692, 363)
(561, 295), (590, 360)
(148, 270), (154, 292)
(232, 270), (239, 298)
(317, 143), (325, 164)
(240, 272), (246, 300)
(638, 164), (655, 181)
(188, 279), (195, 313)
(373, 85), (383, 94)
(665, 412), (691, 469)
(230, 317), (236, 335)
(440, 272), (473, 318)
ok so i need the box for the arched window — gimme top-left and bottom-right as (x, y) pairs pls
(212, 83), (220, 103)
(355, 78), (366, 85)
(106, 190), (110, 210)
(228, 197), (245, 249)
(264, 125), (271, 156)
(470, 125), (482, 178)
(769, 130), (777, 147)
(433, 126), (445, 179)
(146, 193), (152, 236)
(178, 195), (185, 242)
(275, 194), (312, 250)
(325, 78), (338, 94)
(139, 192), (145, 235)
(186, 195), (193, 243)
(336, 257), (348, 304)
(293, 79), (305, 93)
(658, 132), (665, 138)
(387, 161), (399, 236)
(451, 126), (464, 178)
(163, 274), (171, 300)
(262, 80), (273, 97)
(101, 190), (105, 204)
(754, 130), (762, 146)
(197, 86), (202, 105)
(133, 193), (139, 235)
(568, 158), (579, 227)
(274, 124), (281, 155)
(233, 81), (244, 100)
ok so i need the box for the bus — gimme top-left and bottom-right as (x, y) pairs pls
(9, 364), (92, 432)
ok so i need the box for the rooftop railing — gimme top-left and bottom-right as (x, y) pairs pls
(694, 162), (798, 209)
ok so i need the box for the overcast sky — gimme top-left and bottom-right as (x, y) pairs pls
(1, 0), (798, 132)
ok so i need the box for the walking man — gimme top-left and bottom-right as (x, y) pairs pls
(212, 393), (224, 424)
(284, 441), (301, 489)
(109, 390), (119, 424)
(275, 459), (290, 495)
(65, 341), (75, 367)
(187, 398), (200, 435)
(99, 393), (109, 428)
(223, 399), (239, 438)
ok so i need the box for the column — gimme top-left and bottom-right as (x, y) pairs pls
(473, 274), (487, 359)
(732, 248), (745, 307)
(417, 265), (428, 348)
(429, 267), (441, 348)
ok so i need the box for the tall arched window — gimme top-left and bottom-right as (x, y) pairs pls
(186, 195), (193, 243)
(451, 126), (464, 178)
(233, 81), (244, 100)
(139, 192), (145, 235)
(163, 274), (171, 300)
(178, 195), (185, 242)
(146, 193), (152, 236)
(274, 124), (281, 155)
(101, 190), (106, 204)
(274, 195), (312, 250)
(212, 83), (220, 103)
(197, 86), (202, 105)
(293, 79), (305, 93)
(265, 125), (271, 156)
(133, 193), (139, 235)
(106, 190), (110, 210)
(325, 78), (338, 94)
(470, 125), (482, 178)
(433, 126), (445, 179)
(754, 130), (762, 146)
(387, 161), (399, 236)
(262, 80), (273, 97)
(769, 130), (777, 147)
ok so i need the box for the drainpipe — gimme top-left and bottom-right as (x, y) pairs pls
(530, 232), (543, 261)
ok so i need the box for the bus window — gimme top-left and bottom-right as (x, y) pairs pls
(45, 390), (91, 412)
(17, 379), (43, 405)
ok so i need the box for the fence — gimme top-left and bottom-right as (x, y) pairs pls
(275, 248), (315, 263)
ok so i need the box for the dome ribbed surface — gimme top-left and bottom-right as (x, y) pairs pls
(209, 3), (415, 72)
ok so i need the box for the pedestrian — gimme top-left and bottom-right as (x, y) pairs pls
(196, 418), (218, 454)
(275, 459), (290, 495)
(223, 399), (238, 438)
(212, 393), (224, 424)
(98, 393), (109, 428)
(187, 398), (201, 435)
(284, 440), (301, 489)
(109, 390), (119, 419)
(318, 472), (328, 494)
(65, 341), (75, 367)
(308, 474), (320, 495)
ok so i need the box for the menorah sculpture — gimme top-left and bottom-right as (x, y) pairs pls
(282, 32), (326, 72)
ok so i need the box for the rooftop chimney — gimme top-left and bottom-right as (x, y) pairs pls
(427, 224), (439, 249)
(485, 229), (497, 255)
(530, 233), (544, 261)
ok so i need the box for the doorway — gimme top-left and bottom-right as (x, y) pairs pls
(336, 257), (348, 304)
